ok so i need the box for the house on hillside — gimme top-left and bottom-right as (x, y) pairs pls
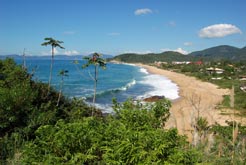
(239, 75), (246, 81)
(191, 61), (203, 65)
(190, 61), (203, 65)
(154, 61), (167, 67)
(206, 67), (224, 74)
(172, 61), (191, 65)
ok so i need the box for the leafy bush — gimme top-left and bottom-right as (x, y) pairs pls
(0, 59), (91, 163)
(20, 99), (201, 164)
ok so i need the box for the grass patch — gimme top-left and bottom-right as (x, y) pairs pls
(222, 95), (230, 108)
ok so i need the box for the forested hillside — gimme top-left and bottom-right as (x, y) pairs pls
(190, 45), (246, 61)
(112, 51), (193, 63)
(111, 45), (246, 63)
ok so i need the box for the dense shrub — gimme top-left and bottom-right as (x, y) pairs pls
(20, 99), (201, 164)
(0, 59), (92, 163)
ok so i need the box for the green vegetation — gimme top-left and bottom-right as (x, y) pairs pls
(111, 45), (246, 63)
(0, 58), (94, 163)
(57, 69), (69, 106)
(112, 51), (193, 63)
(190, 45), (246, 61)
(1, 58), (246, 164)
(20, 99), (202, 164)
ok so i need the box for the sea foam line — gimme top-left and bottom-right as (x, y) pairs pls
(139, 67), (149, 74)
(119, 79), (136, 91)
(137, 68), (179, 100)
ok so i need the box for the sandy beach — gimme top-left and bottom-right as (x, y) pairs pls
(137, 64), (246, 140)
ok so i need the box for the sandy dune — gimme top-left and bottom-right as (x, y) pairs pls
(137, 64), (245, 140)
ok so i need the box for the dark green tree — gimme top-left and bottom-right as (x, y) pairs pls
(41, 37), (65, 91)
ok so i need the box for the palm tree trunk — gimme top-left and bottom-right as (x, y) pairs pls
(92, 65), (98, 116)
(57, 77), (63, 106)
(48, 46), (54, 93)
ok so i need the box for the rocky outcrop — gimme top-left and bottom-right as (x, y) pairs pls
(143, 95), (165, 102)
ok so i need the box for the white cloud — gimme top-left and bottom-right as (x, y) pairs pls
(175, 48), (188, 54)
(123, 50), (153, 54)
(134, 8), (152, 15)
(64, 50), (80, 56)
(199, 24), (242, 38)
(107, 32), (120, 36)
(83, 51), (96, 56)
(53, 48), (59, 54)
(184, 42), (193, 46)
(161, 48), (188, 55)
(41, 48), (59, 56)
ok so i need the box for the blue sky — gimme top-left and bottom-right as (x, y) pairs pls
(0, 0), (245, 56)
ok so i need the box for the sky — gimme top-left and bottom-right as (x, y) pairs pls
(0, 0), (245, 56)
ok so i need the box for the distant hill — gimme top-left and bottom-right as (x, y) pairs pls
(111, 45), (246, 63)
(86, 54), (114, 59)
(0, 54), (22, 60)
(112, 51), (193, 64)
(189, 45), (246, 61)
(0, 54), (114, 60)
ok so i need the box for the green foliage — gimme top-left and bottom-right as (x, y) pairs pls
(189, 45), (246, 61)
(82, 52), (106, 70)
(113, 98), (171, 129)
(200, 122), (246, 164)
(222, 95), (230, 107)
(0, 58), (35, 136)
(194, 117), (210, 142)
(20, 99), (201, 164)
(41, 37), (65, 49)
(57, 69), (69, 106)
(21, 118), (104, 164)
(0, 59), (91, 163)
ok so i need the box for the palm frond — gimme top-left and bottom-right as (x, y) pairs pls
(41, 37), (65, 49)
(41, 41), (52, 46)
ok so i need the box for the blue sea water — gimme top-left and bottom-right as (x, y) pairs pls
(7, 56), (179, 113)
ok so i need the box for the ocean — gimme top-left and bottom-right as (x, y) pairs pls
(6, 56), (179, 113)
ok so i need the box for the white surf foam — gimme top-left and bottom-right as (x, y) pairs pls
(87, 102), (114, 113)
(139, 68), (149, 74)
(120, 79), (136, 91)
(138, 72), (179, 100)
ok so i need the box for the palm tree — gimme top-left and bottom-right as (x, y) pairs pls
(41, 37), (65, 92)
(57, 69), (69, 106)
(82, 53), (106, 115)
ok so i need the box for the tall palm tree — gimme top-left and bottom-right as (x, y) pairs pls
(83, 53), (106, 115)
(41, 37), (65, 91)
(57, 69), (69, 106)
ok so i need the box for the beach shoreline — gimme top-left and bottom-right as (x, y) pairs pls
(134, 63), (243, 140)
